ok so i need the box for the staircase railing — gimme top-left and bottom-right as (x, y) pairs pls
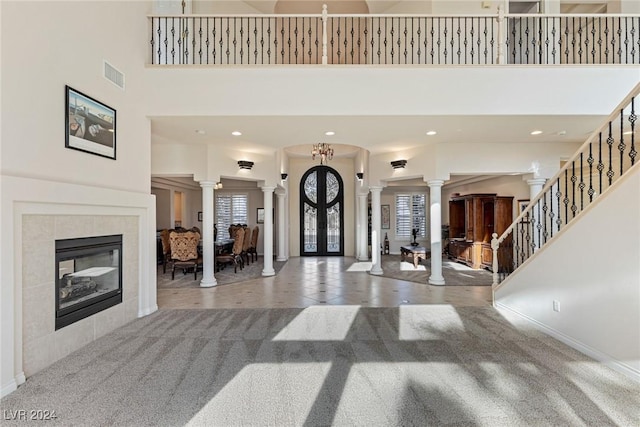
(491, 82), (639, 286)
(148, 7), (639, 65)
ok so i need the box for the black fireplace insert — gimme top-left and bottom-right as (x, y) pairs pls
(55, 234), (123, 330)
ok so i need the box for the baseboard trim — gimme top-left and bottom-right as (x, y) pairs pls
(139, 304), (158, 317)
(1, 372), (24, 398)
(495, 301), (640, 383)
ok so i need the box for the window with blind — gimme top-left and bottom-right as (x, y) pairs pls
(215, 194), (248, 238)
(395, 194), (427, 238)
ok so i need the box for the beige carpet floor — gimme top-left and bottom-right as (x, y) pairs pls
(2, 306), (638, 426)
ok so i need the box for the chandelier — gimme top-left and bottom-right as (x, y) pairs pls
(312, 143), (334, 165)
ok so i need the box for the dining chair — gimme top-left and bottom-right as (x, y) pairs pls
(160, 229), (174, 274)
(241, 225), (252, 265)
(247, 225), (259, 262)
(216, 227), (245, 273)
(169, 230), (203, 280)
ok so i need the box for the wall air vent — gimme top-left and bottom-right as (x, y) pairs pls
(103, 61), (125, 90)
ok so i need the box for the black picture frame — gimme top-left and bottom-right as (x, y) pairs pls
(257, 208), (265, 224)
(197, 211), (203, 222)
(65, 85), (116, 160)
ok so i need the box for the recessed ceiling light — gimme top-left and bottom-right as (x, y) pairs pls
(231, 131), (242, 136)
(531, 130), (543, 135)
(195, 129), (206, 135)
(325, 131), (335, 136)
(426, 131), (437, 136)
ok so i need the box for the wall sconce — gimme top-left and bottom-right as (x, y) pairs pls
(391, 160), (407, 169)
(238, 160), (254, 170)
(281, 173), (288, 180)
(356, 172), (364, 180)
(214, 181), (223, 190)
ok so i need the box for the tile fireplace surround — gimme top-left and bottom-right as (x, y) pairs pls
(21, 215), (139, 377)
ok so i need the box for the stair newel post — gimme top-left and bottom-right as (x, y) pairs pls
(322, 4), (328, 64)
(491, 232), (499, 286)
(496, 6), (506, 65)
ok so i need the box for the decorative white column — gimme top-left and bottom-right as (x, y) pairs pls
(262, 186), (276, 276)
(427, 180), (445, 285)
(527, 178), (546, 201)
(199, 181), (217, 287)
(369, 186), (383, 275)
(276, 192), (287, 261)
(357, 193), (369, 261)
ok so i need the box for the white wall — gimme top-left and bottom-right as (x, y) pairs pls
(1, 1), (155, 396)
(152, 188), (172, 229)
(495, 165), (640, 379)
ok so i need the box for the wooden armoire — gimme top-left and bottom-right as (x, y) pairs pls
(447, 193), (513, 270)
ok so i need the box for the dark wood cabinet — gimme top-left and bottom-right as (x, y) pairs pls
(448, 193), (513, 270)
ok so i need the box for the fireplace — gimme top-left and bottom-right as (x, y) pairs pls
(55, 235), (123, 330)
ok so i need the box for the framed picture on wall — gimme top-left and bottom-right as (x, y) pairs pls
(197, 211), (203, 222)
(381, 204), (391, 229)
(65, 86), (116, 160)
(518, 199), (530, 214)
(257, 208), (265, 224)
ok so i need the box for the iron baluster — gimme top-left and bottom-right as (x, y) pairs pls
(536, 200), (542, 250)
(416, 17), (421, 63)
(549, 182), (555, 238)
(617, 17), (622, 62)
(564, 169), (569, 224)
(171, 17), (176, 64)
(490, 16), (495, 64)
(267, 18), (271, 64)
(390, 17), (395, 63)
(437, 17), (446, 64)
(254, 17), (258, 64)
(587, 143), (595, 202)
(591, 17), (596, 63)
(538, 16), (543, 64)
(578, 16), (583, 63)
(150, 18), (156, 65)
(198, 17), (202, 64)
(524, 16), (530, 63)
(571, 161), (577, 218)
(597, 133), (604, 195)
(607, 121), (615, 186)
(457, 17), (462, 64)
(542, 192), (549, 244)
(213, 18), (218, 64)
(363, 18), (369, 63)
(551, 17), (557, 63)
(225, 18), (230, 64)
(619, 110), (626, 175)
(630, 97), (637, 165)
(555, 177), (562, 233)
(206, 18), (210, 64)
(604, 17), (610, 62)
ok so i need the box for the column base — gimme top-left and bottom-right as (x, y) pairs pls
(200, 278), (218, 288)
(370, 266), (383, 275)
(262, 269), (275, 276)
(428, 276), (445, 286)
(357, 256), (369, 262)
(276, 256), (287, 262)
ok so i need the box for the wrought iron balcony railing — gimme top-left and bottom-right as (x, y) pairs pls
(491, 82), (639, 286)
(149, 7), (639, 65)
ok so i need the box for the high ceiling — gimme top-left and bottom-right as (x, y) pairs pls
(150, 114), (604, 157)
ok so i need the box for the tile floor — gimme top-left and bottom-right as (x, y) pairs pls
(157, 256), (493, 309)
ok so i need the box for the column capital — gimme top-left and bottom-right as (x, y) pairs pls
(261, 186), (276, 193)
(369, 185), (383, 193)
(426, 179), (445, 188)
(527, 178), (547, 186)
(199, 180), (216, 188)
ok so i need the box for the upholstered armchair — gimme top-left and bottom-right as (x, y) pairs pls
(216, 227), (245, 273)
(169, 230), (203, 280)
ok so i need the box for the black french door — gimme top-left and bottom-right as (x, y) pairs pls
(300, 166), (344, 256)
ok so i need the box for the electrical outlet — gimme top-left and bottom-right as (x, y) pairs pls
(553, 300), (560, 312)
